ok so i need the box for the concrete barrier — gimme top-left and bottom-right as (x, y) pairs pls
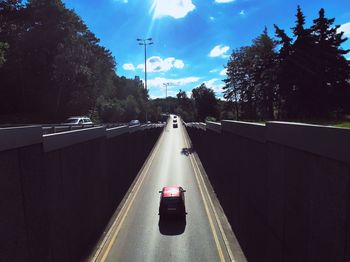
(186, 120), (350, 262)
(0, 124), (163, 262)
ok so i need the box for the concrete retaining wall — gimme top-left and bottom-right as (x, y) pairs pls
(0, 124), (163, 262)
(186, 121), (350, 262)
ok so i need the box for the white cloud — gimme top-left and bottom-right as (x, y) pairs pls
(174, 59), (185, 69)
(137, 56), (185, 72)
(220, 68), (227, 76)
(204, 78), (224, 94)
(209, 68), (220, 73)
(136, 64), (144, 70)
(215, 0), (235, 3)
(152, 0), (196, 19)
(239, 10), (245, 15)
(209, 45), (230, 58)
(122, 63), (135, 71)
(338, 22), (350, 37)
(147, 76), (200, 89)
(209, 16), (215, 21)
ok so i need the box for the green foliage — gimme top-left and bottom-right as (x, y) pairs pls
(224, 6), (350, 121)
(192, 83), (218, 121)
(224, 29), (278, 120)
(0, 0), (149, 123)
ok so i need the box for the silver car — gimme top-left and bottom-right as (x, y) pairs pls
(63, 116), (93, 125)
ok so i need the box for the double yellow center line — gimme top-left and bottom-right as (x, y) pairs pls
(93, 121), (234, 261)
(92, 126), (166, 261)
(180, 124), (235, 262)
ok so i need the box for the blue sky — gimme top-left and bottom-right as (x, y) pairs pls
(61, 0), (350, 99)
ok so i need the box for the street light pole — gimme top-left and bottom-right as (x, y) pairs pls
(163, 82), (170, 114)
(163, 82), (170, 98)
(137, 38), (153, 122)
(137, 38), (153, 91)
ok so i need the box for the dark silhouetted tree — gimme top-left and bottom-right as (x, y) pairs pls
(192, 83), (218, 121)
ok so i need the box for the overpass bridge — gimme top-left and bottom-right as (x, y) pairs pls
(1, 118), (349, 262)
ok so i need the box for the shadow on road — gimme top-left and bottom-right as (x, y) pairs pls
(181, 147), (195, 156)
(158, 216), (187, 235)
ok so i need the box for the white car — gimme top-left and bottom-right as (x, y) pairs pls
(129, 120), (140, 126)
(63, 116), (93, 125)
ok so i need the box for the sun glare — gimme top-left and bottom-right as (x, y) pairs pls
(151, 0), (196, 19)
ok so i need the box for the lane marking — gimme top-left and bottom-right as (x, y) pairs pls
(93, 125), (166, 261)
(180, 124), (225, 262)
(191, 148), (236, 262)
(181, 123), (236, 262)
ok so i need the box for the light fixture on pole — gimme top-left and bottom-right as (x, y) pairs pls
(163, 82), (170, 98)
(136, 38), (153, 91)
(163, 82), (171, 114)
(137, 38), (153, 122)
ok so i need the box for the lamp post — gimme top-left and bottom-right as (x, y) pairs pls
(136, 38), (153, 91)
(137, 38), (153, 122)
(163, 82), (170, 99)
(163, 82), (170, 114)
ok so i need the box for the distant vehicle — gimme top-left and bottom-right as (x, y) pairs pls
(147, 121), (151, 124)
(129, 120), (140, 126)
(173, 115), (177, 119)
(173, 118), (177, 123)
(62, 116), (93, 125)
(159, 186), (186, 219)
(173, 123), (178, 128)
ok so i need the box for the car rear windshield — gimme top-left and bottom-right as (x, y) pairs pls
(163, 197), (181, 204)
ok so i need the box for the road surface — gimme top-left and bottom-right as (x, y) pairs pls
(91, 116), (245, 262)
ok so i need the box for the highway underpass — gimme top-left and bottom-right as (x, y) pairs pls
(91, 116), (246, 262)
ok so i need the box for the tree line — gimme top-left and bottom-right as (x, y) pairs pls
(223, 6), (350, 121)
(150, 84), (220, 122)
(0, 0), (222, 124)
(2, 2), (347, 124)
(0, 0), (150, 123)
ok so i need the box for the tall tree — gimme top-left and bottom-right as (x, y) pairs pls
(290, 5), (318, 119)
(0, 0), (122, 122)
(175, 89), (195, 121)
(224, 29), (277, 120)
(274, 24), (293, 119)
(249, 27), (278, 120)
(192, 83), (218, 121)
(223, 47), (249, 120)
(311, 8), (350, 116)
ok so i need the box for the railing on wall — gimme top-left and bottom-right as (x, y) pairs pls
(185, 120), (350, 262)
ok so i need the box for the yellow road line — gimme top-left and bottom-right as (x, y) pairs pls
(191, 148), (236, 262)
(94, 126), (166, 261)
(181, 124), (236, 261)
(180, 124), (225, 262)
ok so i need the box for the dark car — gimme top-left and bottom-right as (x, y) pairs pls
(159, 186), (186, 219)
(173, 123), (178, 128)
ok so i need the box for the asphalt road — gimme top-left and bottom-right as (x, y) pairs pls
(91, 116), (245, 262)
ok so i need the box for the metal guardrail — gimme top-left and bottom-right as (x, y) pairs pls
(41, 124), (100, 135)
(0, 122), (165, 135)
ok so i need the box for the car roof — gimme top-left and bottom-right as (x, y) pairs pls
(162, 186), (181, 197)
(67, 116), (90, 119)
